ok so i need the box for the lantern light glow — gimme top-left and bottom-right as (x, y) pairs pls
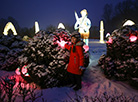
(106, 37), (113, 44)
(83, 45), (89, 52)
(15, 67), (21, 75)
(3, 22), (17, 35)
(21, 65), (28, 75)
(129, 35), (137, 42)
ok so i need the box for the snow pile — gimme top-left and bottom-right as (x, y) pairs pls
(0, 34), (27, 71)
(18, 29), (89, 88)
(98, 25), (138, 88)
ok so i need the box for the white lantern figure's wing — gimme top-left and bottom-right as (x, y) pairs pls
(74, 11), (80, 30)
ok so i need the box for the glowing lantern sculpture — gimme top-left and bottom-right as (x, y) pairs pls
(74, 9), (91, 45)
(129, 34), (137, 42)
(35, 21), (40, 34)
(123, 20), (137, 42)
(3, 22), (17, 35)
(123, 20), (135, 26)
(100, 21), (105, 43)
(106, 37), (113, 44)
(15, 67), (21, 75)
(58, 23), (65, 29)
(15, 65), (30, 77)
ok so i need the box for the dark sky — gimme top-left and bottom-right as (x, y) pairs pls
(0, 0), (125, 29)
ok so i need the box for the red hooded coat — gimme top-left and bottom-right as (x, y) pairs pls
(65, 41), (84, 75)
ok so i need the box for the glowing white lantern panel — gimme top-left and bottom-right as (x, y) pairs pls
(123, 20), (135, 26)
(58, 23), (65, 29)
(35, 21), (40, 34)
(100, 21), (105, 43)
(3, 22), (17, 35)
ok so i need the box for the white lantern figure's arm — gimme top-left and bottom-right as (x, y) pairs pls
(87, 18), (91, 29)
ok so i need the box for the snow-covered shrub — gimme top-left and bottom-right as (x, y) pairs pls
(0, 34), (27, 70)
(98, 25), (138, 87)
(18, 29), (89, 88)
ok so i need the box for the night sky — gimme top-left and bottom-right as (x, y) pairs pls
(0, 0), (125, 29)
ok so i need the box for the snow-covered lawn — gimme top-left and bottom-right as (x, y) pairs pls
(0, 39), (138, 102)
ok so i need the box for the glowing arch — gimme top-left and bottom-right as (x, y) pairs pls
(58, 23), (65, 29)
(3, 22), (17, 35)
(123, 20), (135, 26)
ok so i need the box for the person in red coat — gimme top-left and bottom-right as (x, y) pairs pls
(65, 31), (85, 91)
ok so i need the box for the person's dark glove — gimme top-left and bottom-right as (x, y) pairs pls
(79, 66), (85, 70)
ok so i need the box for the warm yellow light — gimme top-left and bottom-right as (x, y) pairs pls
(35, 21), (40, 34)
(58, 23), (65, 29)
(100, 21), (105, 43)
(3, 22), (17, 35)
(123, 20), (135, 26)
(74, 9), (91, 45)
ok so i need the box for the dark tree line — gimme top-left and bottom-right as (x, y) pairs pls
(102, 0), (138, 34)
(0, 17), (75, 38)
(1, 0), (137, 39)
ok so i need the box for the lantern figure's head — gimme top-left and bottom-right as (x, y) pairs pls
(81, 9), (88, 17)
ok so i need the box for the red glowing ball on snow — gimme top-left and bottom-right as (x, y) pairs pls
(15, 65), (30, 77)
(129, 35), (137, 42)
(106, 37), (113, 44)
(15, 67), (21, 75)
(21, 65), (28, 74)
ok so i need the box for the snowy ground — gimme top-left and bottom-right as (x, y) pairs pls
(38, 39), (138, 102)
(0, 39), (138, 102)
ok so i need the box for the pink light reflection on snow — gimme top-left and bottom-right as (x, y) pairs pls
(11, 75), (39, 90)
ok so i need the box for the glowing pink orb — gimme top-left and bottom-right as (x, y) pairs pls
(15, 68), (21, 75)
(106, 37), (113, 44)
(57, 40), (67, 48)
(21, 65), (28, 75)
(83, 45), (89, 52)
(129, 35), (137, 42)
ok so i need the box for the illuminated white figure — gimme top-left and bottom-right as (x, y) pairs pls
(74, 9), (91, 45)
(3, 22), (17, 35)
(35, 21), (40, 34)
(123, 20), (135, 26)
(100, 21), (105, 43)
(58, 23), (65, 29)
